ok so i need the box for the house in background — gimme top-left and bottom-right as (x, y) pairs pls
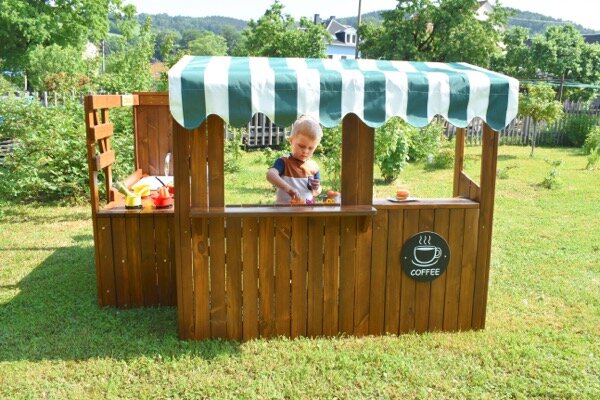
(314, 14), (358, 60)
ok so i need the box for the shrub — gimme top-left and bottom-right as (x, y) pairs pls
(0, 97), (134, 203)
(583, 125), (600, 155)
(224, 128), (244, 173)
(562, 114), (598, 147)
(319, 126), (342, 189)
(586, 148), (599, 170)
(428, 149), (455, 170)
(374, 118), (410, 184)
(541, 159), (563, 189)
(407, 121), (445, 161)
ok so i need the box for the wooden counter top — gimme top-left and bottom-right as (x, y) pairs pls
(190, 204), (377, 218)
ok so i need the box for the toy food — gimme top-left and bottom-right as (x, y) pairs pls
(396, 189), (410, 200)
(133, 183), (151, 198)
(152, 186), (174, 208)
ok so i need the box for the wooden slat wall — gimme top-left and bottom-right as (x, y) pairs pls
(94, 214), (177, 308)
(177, 202), (484, 340)
(134, 93), (173, 175)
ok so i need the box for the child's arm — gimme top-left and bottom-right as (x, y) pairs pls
(266, 168), (299, 199)
(309, 171), (322, 197)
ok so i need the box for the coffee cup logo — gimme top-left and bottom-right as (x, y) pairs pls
(401, 231), (450, 282)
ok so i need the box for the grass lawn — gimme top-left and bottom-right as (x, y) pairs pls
(0, 145), (598, 399)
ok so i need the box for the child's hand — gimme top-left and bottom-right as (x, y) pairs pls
(308, 177), (320, 190)
(286, 187), (300, 199)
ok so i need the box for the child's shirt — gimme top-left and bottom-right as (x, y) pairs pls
(271, 154), (320, 204)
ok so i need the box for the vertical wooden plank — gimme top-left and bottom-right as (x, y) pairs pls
(368, 209), (388, 335)
(338, 216), (357, 334)
(157, 104), (172, 174)
(155, 216), (172, 306)
(207, 115), (225, 207)
(307, 217), (325, 337)
(135, 106), (149, 173)
(242, 217), (259, 340)
(322, 216), (340, 336)
(139, 216), (158, 306)
(125, 215), (144, 307)
(453, 128), (466, 197)
(472, 126), (499, 329)
(356, 118), (374, 205)
(173, 121), (194, 339)
(414, 209), (434, 333)
(147, 109), (160, 175)
(354, 216), (373, 336)
(96, 216), (116, 306)
(258, 217), (275, 338)
(274, 217), (292, 337)
(192, 218), (210, 339)
(384, 210), (403, 335)
(190, 122), (208, 208)
(209, 217), (227, 337)
(443, 209), (465, 331)
(458, 209), (479, 330)
(290, 217), (308, 338)
(226, 217), (243, 341)
(111, 216), (130, 308)
(399, 210), (419, 333)
(341, 115), (360, 205)
(428, 209), (450, 330)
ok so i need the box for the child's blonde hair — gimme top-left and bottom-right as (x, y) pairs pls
(289, 115), (323, 141)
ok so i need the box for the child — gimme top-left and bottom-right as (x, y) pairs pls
(266, 115), (323, 204)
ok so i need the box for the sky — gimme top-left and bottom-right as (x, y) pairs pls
(124, 0), (600, 32)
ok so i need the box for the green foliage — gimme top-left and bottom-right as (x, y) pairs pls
(497, 164), (518, 180)
(0, 75), (16, 93)
(540, 159), (563, 189)
(96, 18), (156, 93)
(359, 0), (509, 67)
(492, 27), (536, 79)
(0, 98), (88, 202)
(585, 148), (599, 170)
(0, 0), (134, 71)
(224, 128), (244, 173)
(518, 83), (564, 156)
(107, 107), (135, 183)
(583, 125), (600, 155)
(427, 148), (455, 170)
(319, 126), (342, 190)
(26, 44), (98, 92)
(234, 1), (328, 58)
(374, 118), (410, 184)
(187, 32), (228, 56)
(407, 121), (445, 161)
(562, 114), (599, 147)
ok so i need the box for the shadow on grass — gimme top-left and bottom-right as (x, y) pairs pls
(0, 206), (90, 224)
(0, 234), (240, 362)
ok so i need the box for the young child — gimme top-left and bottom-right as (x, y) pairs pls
(266, 115), (323, 204)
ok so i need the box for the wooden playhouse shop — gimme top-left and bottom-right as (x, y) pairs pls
(84, 56), (518, 341)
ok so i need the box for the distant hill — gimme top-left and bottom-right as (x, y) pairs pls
(134, 7), (597, 38)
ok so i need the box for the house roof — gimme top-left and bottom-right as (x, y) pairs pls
(324, 18), (356, 45)
(583, 34), (600, 44)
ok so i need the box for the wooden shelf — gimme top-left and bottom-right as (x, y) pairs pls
(190, 205), (377, 218)
(373, 197), (479, 210)
(97, 200), (174, 216)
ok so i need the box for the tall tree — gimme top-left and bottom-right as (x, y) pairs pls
(359, 0), (509, 67)
(531, 25), (585, 101)
(492, 27), (535, 79)
(0, 0), (133, 71)
(518, 83), (563, 156)
(234, 1), (328, 58)
(187, 32), (228, 56)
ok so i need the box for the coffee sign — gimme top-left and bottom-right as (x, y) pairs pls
(401, 231), (449, 282)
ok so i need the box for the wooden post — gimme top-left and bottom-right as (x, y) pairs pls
(472, 123), (499, 329)
(453, 128), (466, 197)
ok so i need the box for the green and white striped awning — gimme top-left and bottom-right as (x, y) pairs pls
(168, 56), (519, 131)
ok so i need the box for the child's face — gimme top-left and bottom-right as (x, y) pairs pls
(290, 132), (319, 162)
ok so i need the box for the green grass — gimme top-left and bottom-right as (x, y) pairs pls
(1, 145), (599, 399)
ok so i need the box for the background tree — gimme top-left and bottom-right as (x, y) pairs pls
(26, 45), (99, 93)
(95, 18), (156, 93)
(234, 1), (328, 58)
(518, 83), (564, 156)
(359, 0), (509, 66)
(221, 25), (242, 55)
(187, 32), (228, 56)
(531, 25), (585, 101)
(492, 27), (536, 79)
(0, 0), (133, 79)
